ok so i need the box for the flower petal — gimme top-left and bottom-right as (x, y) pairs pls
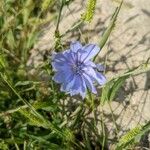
(72, 75), (81, 90)
(53, 72), (64, 83)
(70, 41), (82, 52)
(63, 50), (75, 64)
(84, 67), (106, 85)
(85, 61), (96, 68)
(80, 77), (87, 98)
(69, 75), (87, 98)
(61, 75), (76, 92)
(96, 64), (105, 71)
(81, 44), (100, 62)
(95, 72), (106, 85)
(52, 61), (71, 71)
(53, 50), (75, 64)
(83, 73), (97, 94)
(52, 52), (67, 62)
(53, 70), (74, 84)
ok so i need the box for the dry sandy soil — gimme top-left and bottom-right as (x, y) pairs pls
(27, 0), (150, 147)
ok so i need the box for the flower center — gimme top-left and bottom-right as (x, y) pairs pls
(72, 62), (83, 75)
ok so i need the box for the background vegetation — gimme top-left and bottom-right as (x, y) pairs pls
(0, 0), (150, 149)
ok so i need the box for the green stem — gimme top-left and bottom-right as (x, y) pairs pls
(100, 108), (106, 150)
(87, 89), (97, 128)
(87, 89), (94, 109)
(93, 0), (123, 61)
(108, 102), (119, 137)
(54, 0), (65, 50)
(60, 20), (83, 37)
(55, 0), (64, 33)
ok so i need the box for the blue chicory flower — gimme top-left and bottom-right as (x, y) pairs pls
(52, 41), (106, 98)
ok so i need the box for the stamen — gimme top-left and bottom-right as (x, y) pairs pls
(72, 62), (83, 75)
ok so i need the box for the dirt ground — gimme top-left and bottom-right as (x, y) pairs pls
(27, 0), (150, 145)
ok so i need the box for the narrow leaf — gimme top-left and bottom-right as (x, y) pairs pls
(94, 0), (123, 61)
(7, 30), (15, 49)
(101, 76), (128, 104)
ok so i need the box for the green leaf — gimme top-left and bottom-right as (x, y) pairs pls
(101, 60), (150, 104)
(25, 133), (64, 150)
(94, 0), (123, 61)
(26, 31), (38, 49)
(135, 121), (150, 142)
(15, 81), (34, 86)
(100, 0), (123, 49)
(0, 54), (7, 69)
(33, 101), (58, 112)
(0, 16), (4, 29)
(7, 29), (15, 50)
(101, 75), (128, 104)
